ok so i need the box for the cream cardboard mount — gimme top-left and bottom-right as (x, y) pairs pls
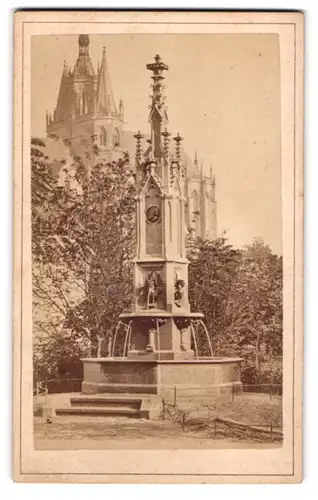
(13, 11), (303, 483)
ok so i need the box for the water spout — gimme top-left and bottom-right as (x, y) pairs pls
(189, 322), (199, 359)
(111, 320), (123, 357)
(196, 319), (214, 358)
(122, 320), (132, 359)
(156, 318), (160, 361)
(127, 322), (132, 355)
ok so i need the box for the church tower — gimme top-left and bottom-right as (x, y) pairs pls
(45, 35), (217, 242)
(202, 165), (217, 240)
(46, 34), (124, 168)
(185, 152), (218, 241)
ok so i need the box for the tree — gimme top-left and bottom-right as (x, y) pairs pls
(32, 142), (136, 382)
(187, 235), (283, 383)
(187, 236), (243, 356)
(32, 139), (282, 386)
(236, 238), (283, 383)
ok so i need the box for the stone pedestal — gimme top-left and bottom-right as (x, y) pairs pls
(180, 328), (191, 352)
(119, 311), (202, 361)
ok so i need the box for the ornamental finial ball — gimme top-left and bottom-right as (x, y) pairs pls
(78, 34), (89, 47)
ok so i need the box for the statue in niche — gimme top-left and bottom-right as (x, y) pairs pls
(174, 271), (186, 308)
(147, 278), (156, 308)
(142, 271), (163, 309)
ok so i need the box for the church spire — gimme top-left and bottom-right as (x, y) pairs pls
(193, 150), (201, 179)
(96, 46), (118, 116)
(73, 34), (95, 77)
(63, 60), (68, 77)
(194, 149), (198, 165)
(79, 34), (89, 56)
(212, 174), (216, 200)
(119, 98), (124, 118)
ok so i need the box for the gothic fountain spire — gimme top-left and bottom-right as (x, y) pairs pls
(146, 54), (169, 160)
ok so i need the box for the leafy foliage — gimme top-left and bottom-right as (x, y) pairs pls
(32, 143), (135, 381)
(187, 236), (283, 382)
(32, 142), (282, 386)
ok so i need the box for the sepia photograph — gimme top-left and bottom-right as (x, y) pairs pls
(13, 11), (303, 483)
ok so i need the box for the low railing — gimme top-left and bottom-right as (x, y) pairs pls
(34, 381), (48, 404)
(33, 378), (83, 396)
(161, 383), (283, 442)
(162, 383), (283, 407)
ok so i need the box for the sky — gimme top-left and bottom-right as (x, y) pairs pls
(31, 34), (282, 254)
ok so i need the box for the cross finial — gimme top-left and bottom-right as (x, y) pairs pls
(134, 130), (143, 141)
(146, 54), (169, 110)
(173, 132), (183, 144)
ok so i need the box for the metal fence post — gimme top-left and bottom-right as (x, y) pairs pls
(270, 422), (273, 441)
(174, 385), (177, 407)
(162, 398), (165, 420)
(231, 383), (235, 402)
(182, 412), (186, 431)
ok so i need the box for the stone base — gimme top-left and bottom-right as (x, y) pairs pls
(127, 349), (195, 360)
(81, 357), (243, 402)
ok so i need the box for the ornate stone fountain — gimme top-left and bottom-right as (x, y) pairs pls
(81, 55), (242, 404)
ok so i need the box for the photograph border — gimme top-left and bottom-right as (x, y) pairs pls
(13, 10), (303, 483)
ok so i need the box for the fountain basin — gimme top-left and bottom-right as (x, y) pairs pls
(81, 357), (243, 398)
(119, 311), (204, 319)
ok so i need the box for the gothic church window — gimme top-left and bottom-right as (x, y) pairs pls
(100, 127), (107, 146)
(184, 202), (189, 229)
(192, 190), (200, 236)
(113, 127), (120, 146)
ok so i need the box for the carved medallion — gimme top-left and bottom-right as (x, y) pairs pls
(146, 205), (161, 224)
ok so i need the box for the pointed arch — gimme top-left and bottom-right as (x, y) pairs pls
(100, 127), (107, 146)
(140, 172), (164, 198)
(192, 190), (199, 210)
(113, 127), (120, 146)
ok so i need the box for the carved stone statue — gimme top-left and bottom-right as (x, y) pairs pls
(147, 278), (156, 309)
(174, 273), (185, 308)
(143, 271), (163, 309)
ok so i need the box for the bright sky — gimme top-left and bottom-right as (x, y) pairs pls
(31, 34), (282, 255)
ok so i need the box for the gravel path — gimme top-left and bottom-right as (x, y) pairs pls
(34, 416), (281, 450)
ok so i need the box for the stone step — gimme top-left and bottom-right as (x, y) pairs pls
(70, 396), (141, 410)
(55, 406), (141, 418)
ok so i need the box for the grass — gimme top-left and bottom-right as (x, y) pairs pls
(34, 391), (282, 449)
(181, 393), (282, 426)
(164, 392), (282, 444)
